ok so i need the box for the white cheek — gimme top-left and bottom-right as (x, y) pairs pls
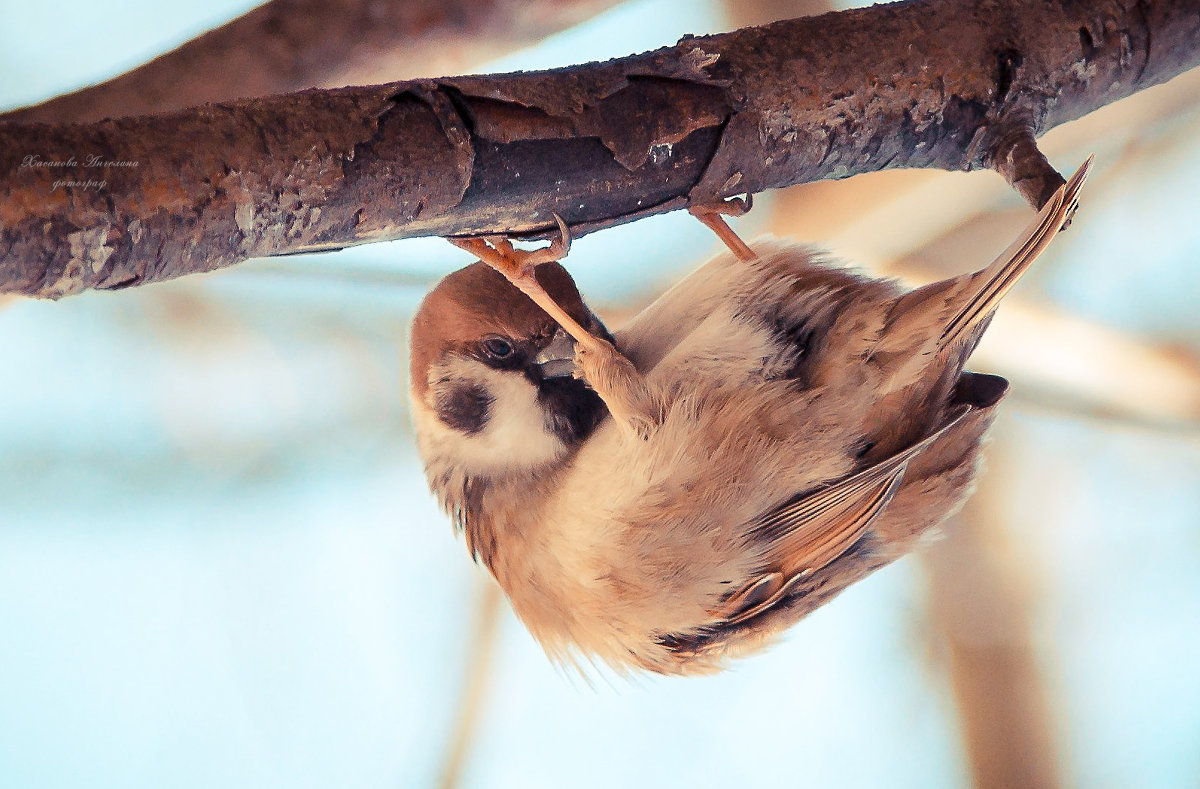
(479, 370), (568, 468)
(413, 359), (567, 476)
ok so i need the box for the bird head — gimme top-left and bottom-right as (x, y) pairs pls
(409, 261), (610, 490)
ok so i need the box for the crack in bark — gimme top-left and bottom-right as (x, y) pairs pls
(1134, 0), (1153, 83)
(995, 48), (1024, 104)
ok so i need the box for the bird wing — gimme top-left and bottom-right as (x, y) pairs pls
(709, 406), (971, 627)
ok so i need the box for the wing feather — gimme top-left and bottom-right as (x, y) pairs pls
(710, 406), (971, 626)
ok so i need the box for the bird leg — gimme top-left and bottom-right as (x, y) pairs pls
(572, 340), (663, 441)
(689, 195), (758, 262)
(448, 216), (663, 439)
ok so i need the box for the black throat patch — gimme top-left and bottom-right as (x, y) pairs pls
(536, 376), (607, 445)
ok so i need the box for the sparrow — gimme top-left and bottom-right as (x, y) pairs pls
(409, 158), (1091, 675)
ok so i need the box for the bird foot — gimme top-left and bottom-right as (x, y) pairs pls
(447, 215), (605, 353)
(448, 216), (661, 438)
(689, 194), (757, 262)
(448, 213), (572, 288)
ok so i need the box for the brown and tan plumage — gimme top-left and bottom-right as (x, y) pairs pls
(409, 158), (1091, 674)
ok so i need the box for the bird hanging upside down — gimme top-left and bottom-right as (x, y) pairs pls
(409, 158), (1091, 675)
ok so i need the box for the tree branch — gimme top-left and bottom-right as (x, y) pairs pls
(1, 0), (624, 124)
(2, 0), (1198, 298)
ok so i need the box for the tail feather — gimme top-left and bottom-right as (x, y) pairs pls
(938, 156), (1092, 350)
(879, 156), (1092, 367)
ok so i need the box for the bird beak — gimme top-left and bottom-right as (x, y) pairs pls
(533, 328), (577, 379)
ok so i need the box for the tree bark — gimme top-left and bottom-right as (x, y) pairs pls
(1, 0), (625, 125)
(2, 0), (1198, 299)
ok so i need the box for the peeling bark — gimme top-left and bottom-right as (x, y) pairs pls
(2, 0), (1199, 299)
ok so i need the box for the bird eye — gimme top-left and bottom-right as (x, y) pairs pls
(482, 336), (515, 359)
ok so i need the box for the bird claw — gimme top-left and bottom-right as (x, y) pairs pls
(689, 195), (757, 262)
(448, 214), (606, 352)
(690, 193), (753, 218)
(449, 213), (572, 285)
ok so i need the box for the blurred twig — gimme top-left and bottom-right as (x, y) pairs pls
(438, 576), (503, 789)
(721, 0), (832, 26)
(969, 300), (1200, 432)
(2, 0), (625, 124)
(922, 435), (1064, 789)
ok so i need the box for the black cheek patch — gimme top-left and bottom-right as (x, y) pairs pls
(436, 384), (493, 435)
